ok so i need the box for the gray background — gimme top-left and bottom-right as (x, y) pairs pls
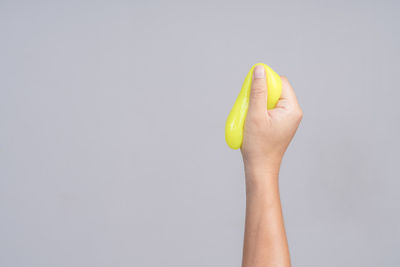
(1, 0), (399, 266)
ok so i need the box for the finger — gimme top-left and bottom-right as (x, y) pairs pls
(276, 75), (300, 108)
(248, 65), (268, 117)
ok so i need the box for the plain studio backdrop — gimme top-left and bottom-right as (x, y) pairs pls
(1, 0), (399, 266)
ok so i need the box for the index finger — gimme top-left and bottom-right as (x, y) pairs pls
(278, 75), (300, 108)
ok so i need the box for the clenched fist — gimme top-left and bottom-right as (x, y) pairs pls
(241, 65), (303, 177)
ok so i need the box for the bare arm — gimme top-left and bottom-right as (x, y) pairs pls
(241, 65), (302, 267)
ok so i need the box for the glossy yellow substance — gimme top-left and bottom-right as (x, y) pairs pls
(225, 63), (282, 149)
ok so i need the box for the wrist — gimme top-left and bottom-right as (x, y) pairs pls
(244, 162), (281, 194)
(243, 156), (282, 176)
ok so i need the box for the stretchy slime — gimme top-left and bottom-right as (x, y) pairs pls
(225, 63), (282, 149)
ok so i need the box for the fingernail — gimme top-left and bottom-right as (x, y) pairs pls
(254, 65), (265, 79)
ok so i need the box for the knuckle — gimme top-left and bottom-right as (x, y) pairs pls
(246, 112), (265, 126)
(294, 107), (303, 120)
(280, 75), (289, 84)
(288, 106), (303, 120)
(251, 86), (265, 97)
(251, 80), (266, 97)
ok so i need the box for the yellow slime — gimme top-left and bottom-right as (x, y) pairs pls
(225, 63), (282, 149)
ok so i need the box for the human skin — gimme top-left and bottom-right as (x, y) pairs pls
(241, 65), (303, 267)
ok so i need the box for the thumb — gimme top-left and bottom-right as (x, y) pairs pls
(248, 65), (268, 117)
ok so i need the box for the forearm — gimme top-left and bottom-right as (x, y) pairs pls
(239, 67), (300, 266)
(242, 164), (291, 267)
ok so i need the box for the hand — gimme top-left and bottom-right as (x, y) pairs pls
(241, 65), (303, 176)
